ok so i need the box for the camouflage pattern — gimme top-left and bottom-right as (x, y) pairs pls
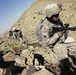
(45, 3), (62, 18)
(36, 18), (64, 47)
(36, 3), (64, 47)
(36, 3), (76, 64)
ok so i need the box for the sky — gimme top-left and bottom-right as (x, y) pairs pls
(0, 0), (36, 34)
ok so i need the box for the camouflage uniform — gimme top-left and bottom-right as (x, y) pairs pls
(36, 3), (76, 60)
(36, 18), (64, 47)
(36, 3), (65, 47)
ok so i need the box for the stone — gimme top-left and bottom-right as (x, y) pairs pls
(4, 68), (11, 75)
(64, 36), (75, 43)
(21, 68), (27, 75)
(0, 68), (11, 75)
(15, 56), (27, 67)
(21, 49), (34, 66)
(21, 49), (30, 57)
(21, 66), (36, 75)
(2, 52), (15, 61)
(49, 51), (59, 64)
(53, 44), (68, 61)
(31, 68), (54, 75)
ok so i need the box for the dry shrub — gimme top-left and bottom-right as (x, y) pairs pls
(9, 40), (25, 51)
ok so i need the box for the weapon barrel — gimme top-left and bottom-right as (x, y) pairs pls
(67, 26), (76, 31)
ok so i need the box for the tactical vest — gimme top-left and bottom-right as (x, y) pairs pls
(36, 18), (68, 44)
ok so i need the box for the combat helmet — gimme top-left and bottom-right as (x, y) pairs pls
(45, 3), (62, 18)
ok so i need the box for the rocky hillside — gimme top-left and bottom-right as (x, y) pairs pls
(0, 0), (76, 75)
(7, 0), (76, 42)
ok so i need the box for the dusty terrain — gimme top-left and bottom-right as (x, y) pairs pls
(0, 0), (76, 75)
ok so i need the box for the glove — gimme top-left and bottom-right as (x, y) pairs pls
(57, 32), (63, 37)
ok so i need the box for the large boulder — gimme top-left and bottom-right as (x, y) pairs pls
(2, 52), (15, 61)
(0, 68), (11, 75)
(31, 68), (54, 75)
(33, 46), (59, 65)
(53, 44), (68, 61)
(21, 66), (36, 75)
(15, 56), (27, 67)
(21, 49), (34, 66)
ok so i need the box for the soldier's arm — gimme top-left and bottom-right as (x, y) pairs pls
(41, 25), (61, 46)
(41, 25), (50, 45)
(48, 33), (60, 45)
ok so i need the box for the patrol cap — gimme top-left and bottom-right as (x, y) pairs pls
(45, 3), (62, 18)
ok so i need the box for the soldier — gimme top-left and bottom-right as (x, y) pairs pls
(36, 3), (65, 47)
(35, 3), (76, 75)
(36, 3), (76, 60)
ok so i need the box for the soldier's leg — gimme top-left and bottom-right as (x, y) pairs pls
(53, 44), (68, 61)
(47, 33), (61, 47)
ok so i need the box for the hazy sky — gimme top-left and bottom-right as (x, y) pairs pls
(0, 0), (36, 34)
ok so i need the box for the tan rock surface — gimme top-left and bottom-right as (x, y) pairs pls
(1, 0), (76, 50)
(0, 0), (76, 75)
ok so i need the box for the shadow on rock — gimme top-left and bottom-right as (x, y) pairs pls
(59, 57), (76, 75)
(33, 54), (45, 66)
(0, 57), (24, 75)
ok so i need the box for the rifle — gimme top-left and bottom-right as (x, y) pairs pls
(49, 24), (76, 36)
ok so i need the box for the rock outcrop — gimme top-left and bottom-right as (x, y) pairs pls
(0, 0), (76, 75)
